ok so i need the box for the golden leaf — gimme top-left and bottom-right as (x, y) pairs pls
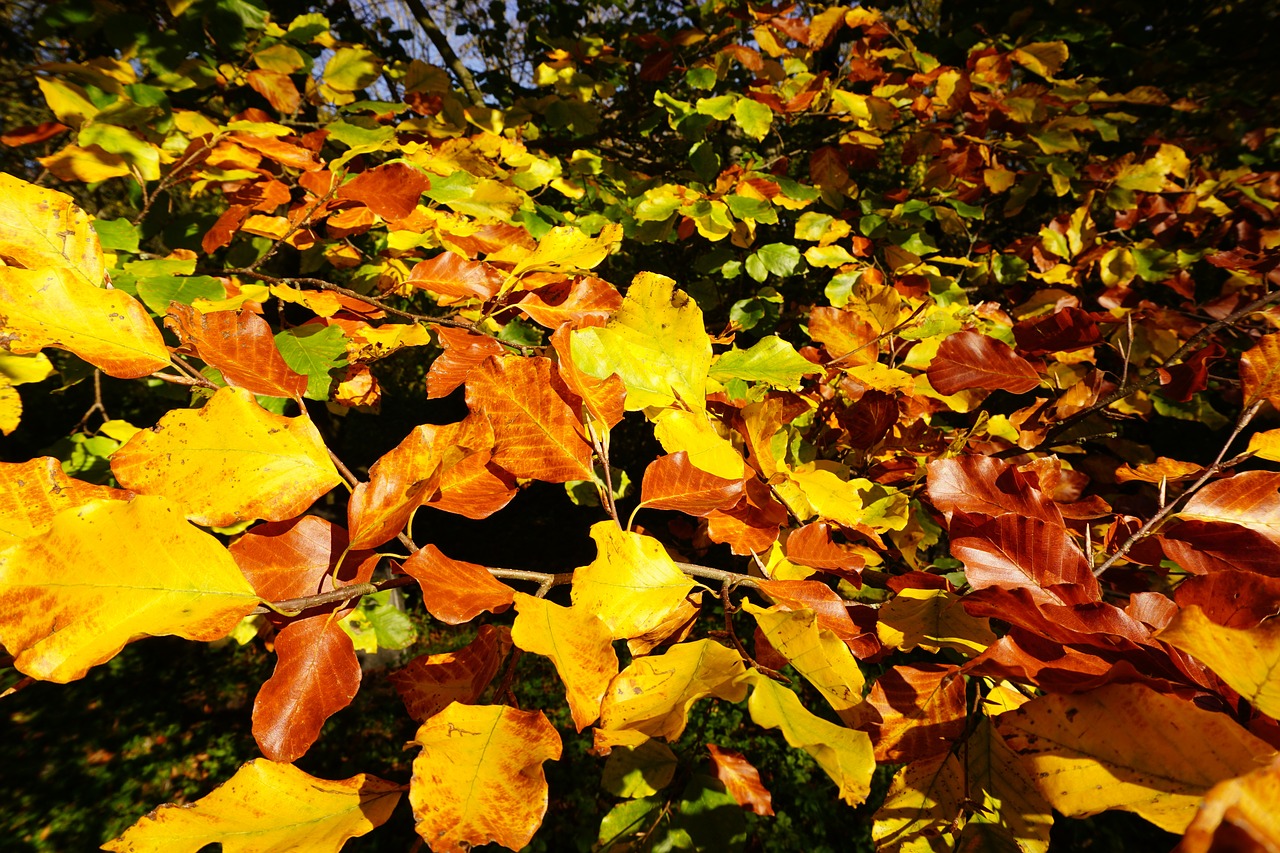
(511, 592), (618, 731)
(1157, 605), (1280, 719)
(571, 521), (696, 640)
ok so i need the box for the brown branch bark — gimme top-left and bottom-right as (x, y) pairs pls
(401, 0), (486, 108)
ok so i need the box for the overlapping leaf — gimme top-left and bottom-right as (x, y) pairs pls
(511, 592), (618, 730)
(165, 304), (307, 398)
(390, 625), (511, 723)
(399, 544), (514, 624)
(0, 457), (130, 544)
(571, 521), (697, 640)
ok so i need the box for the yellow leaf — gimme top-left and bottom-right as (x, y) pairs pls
(111, 387), (342, 527)
(872, 752), (965, 852)
(996, 683), (1277, 833)
(877, 588), (997, 657)
(511, 592), (618, 731)
(0, 173), (104, 287)
(103, 759), (400, 852)
(601, 740), (679, 798)
(0, 267), (169, 378)
(410, 703), (561, 853)
(0, 456), (130, 544)
(35, 77), (99, 127)
(1247, 428), (1280, 462)
(570, 272), (712, 410)
(37, 143), (133, 182)
(571, 521), (696, 641)
(0, 377), (17, 435)
(651, 408), (746, 479)
(0, 351), (54, 385)
(1157, 605), (1280, 719)
(270, 283), (344, 317)
(0, 496), (259, 682)
(781, 462), (909, 533)
(512, 222), (622, 278)
(595, 639), (748, 750)
(745, 601), (864, 722)
(747, 672), (875, 806)
(1180, 757), (1280, 853)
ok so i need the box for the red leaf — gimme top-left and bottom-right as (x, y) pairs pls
(707, 745), (774, 815)
(427, 326), (505, 399)
(784, 522), (867, 576)
(165, 304), (308, 399)
(390, 625), (511, 722)
(399, 544), (514, 624)
(1012, 307), (1102, 356)
(926, 455), (1062, 525)
(465, 355), (594, 483)
(948, 511), (1098, 605)
(230, 516), (378, 602)
(408, 251), (505, 301)
(926, 329), (1040, 394)
(860, 664), (966, 763)
(517, 276), (622, 328)
(638, 452), (744, 516)
(835, 391), (897, 449)
(231, 133), (321, 171)
(1157, 343), (1224, 403)
(252, 614), (359, 762)
(1, 121), (69, 146)
(202, 204), (251, 254)
(1159, 520), (1280, 577)
(332, 159), (427, 219)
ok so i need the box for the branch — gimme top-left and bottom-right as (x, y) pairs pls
(401, 0), (486, 108)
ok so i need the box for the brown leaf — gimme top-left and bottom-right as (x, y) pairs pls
(1174, 571), (1280, 629)
(429, 431), (518, 519)
(809, 306), (878, 364)
(465, 355), (594, 483)
(926, 329), (1040, 395)
(166, 304), (307, 399)
(948, 511), (1099, 605)
(253, 614), (359, 762)
(390, 625), (511, 723)
(706, 478), (788, 555)
(1160, 520), (1280, 577)
(1180, 472), (1280, 544)
(230, 515), (378, 602)
(707, 744), (774, 816)
(407, 251), (505, 301)
(784, 522), (868, 575)
(517, 276), (622, 328)
(861, 663), (966, 763)
(1012, 307), (1101, 356)
(202, 204), (251, 253)
(638, 452), (744, 516)
(1240, 332), (1280, 408)
(926, 455), (1063, 525)
(399, 544), (514, 625)
(426, 326), (505, 399)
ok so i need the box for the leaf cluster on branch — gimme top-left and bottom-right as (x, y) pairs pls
(1, 0), (1280, 850)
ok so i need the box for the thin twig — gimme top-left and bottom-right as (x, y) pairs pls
(247, 182), (336, 271)
(716, 580), (790, 684)
(1093, 399), (1264, 577)
(168, 355), (219, 389)
(327, 447), (360, 492)
(149, 372), (206, 387)
(589, 423), (620, 525)
(401, 0), (486, 107)
(76, 370), (109, 430)
(132, 135), (221, 226)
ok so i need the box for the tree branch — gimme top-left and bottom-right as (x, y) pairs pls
(401, 0), (486, 108)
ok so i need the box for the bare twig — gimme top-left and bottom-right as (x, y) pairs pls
(401, 0), (486, 107)
(589, 423), (620, 525)
(76, 370), (109, 430)
(247, 182), (337, 271)
(327, 447), (360, 493)
(132, 135), (221, 226)
(715, 580), (790, 684)
(1093, 399), (1264, 577)
(168, 354), (219, 389)
(149, 372), (207, 387)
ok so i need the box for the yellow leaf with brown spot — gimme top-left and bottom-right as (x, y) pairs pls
(571, 521), (696, 640)
(745, 601), (864, 722)
(652, 407), (747, 479)
(0, 457), (130, 544)
(103, 759), (400, 852)
(996, 683), (1276, 833)
(595, 639), (748, 750)
(111, 387), (341, 527)
(410, 703), (561, 853)
(511, 592), (618, 730)
(1157, 605), (1280, 719)
(511, 222), (621, 278)
(0, 496), (259, 682)
(0, 267), (169, 378)
(0, 173), (103, 287)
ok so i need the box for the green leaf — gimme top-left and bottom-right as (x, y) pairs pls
(695, 95), (737, 120)
(672, 776), (748, 853)
(751, 243), (801, 278)
(92, 218), (140, 253)
(710, 336), (821, 390)
(733, 98), (773, 141)
(274, 324), (349, 400)
(323, 48), (384, 92)
(324, 120), (396, 148)
(358, 591), (417, 651)
(725, 195), (777, 224)
(601, 741), (678, 798)
(685, 67), (717, 90)
(598, 796), (662, 847)
(135, 275), (226, 315)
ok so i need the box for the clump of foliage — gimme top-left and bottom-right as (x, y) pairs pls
(2, 0), (1280, 850)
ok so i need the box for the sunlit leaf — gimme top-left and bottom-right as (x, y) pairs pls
(1157, 605), (1280, 719)
(745, 601), (864, 720)
(390, 625), (512, 723)
(0, 457), (130, 544)
(511, 592), (618, 730)
(637, 451), (744, 516)
(165, 304), (307, 398)
(877, 588), (997, 656)
(0, 172), (103, 287)
(926, 330), (1040, 395)
(399, 544), (514, 625)
(707, 744), (774, 816)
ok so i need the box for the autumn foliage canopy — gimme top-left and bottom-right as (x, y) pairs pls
(2, 0), (1280, 850)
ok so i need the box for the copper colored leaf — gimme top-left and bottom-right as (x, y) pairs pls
(926, 455), (1063, 525)
(409, 703), (561, 853)
(517, 276), (623, 328)
(1159, 520), (1280, 577)
(253, 614), (360, 762)
(111, 387), (342, 527)
(783, 523), (867, 575)
(1157, 606), (1280, 719)
(246, 69), (301, 115)
(0, 457), (130, 544)
(861, 664), (966, 763)
(1177, 757), (1280, 853)
(336, 162), (430, 221)
(102, 759), (400, 852)
(0, 496), (259, 682)
(926, 329), (1040, 395)
(347, 422), (465, 549)
(165, 304), (307, 398)
(1179, 472), (1280, 544)
(232, 133), (321, 171)
(429, 420), (517, 519)
(707, 745), (774, 816)
(0, 121), (68, 147)
(427, 326), (505, 398)
(948, 511), (1098, 605)
(1174, 571), (1280, 629)
(1012, 307), (1101, 356)
(466, 355), (593, 483)
(511, 593), (619, 731)
(0, 266), (170, 378)
(390, 625), (511, 723)
(400, 544), (514, 625)
(1115, 456), (1203, 485)
(230, 515), (377, 602)
(758, 579), (879, 657)
(996, 683), (1277, 833)
(408, 251), (505, 301)
(1240, 331), (1280, 408)
(706, 477), (788, 556)
(550, 323), (626, 430)
(638, 452), (744, 516)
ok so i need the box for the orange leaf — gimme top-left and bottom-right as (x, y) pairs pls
(165, 304), (308, 399)
(1240, 331), (1280, 408)
(111, 387), (342, 527)
(637, 452), (745, 516)
(229, 515), (378, 601)
(426, 326), (505, 399)
(948, 511), (1098, 606)
(707, 744), (774, 815)
(246, 69), (301, 115)
(232, 133), (321, 171)
(860, 663), (966, 763)
(758, 578), (878, 656)
(549, 323), (626, 430)
(336, 162), (431, 222)
(103, 759), (400, 852)
(0, 457), (131, 545)
(465, 355), (594, 483)
(408, 251), (505, 301)
(409, 704), (561, 853)
(926, 455), (1063, 525)
(511, 593), (618, 730)
(0, 121), (68, 146)
(517, 276), (622, 328)
(252, 614), (359, 762)
(390, 625), (511, 723)
(429, 450), (518, 519)
(1179, 471), (1280, 544)
(926, 329), (1040, 395)
(783, 522), (868, 574)
(399, 544), (514, 624)
(1177, 756), (1280, 853)
(809, 306), (878, 364)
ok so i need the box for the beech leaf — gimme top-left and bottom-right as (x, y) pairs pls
(390, 625), (512, 723)
(744, 601), (864, 721)
(571, 521), (697, 640)
(1157, 605), (1280, 719)
(165, 305), (307, 399)
(707, 745), (774, 816)
(103, 759), (400, 852)
(877, 588), (997, 657)
(409, 703), (561, 853)
(637, 451), (745, 516)
(408, 251), (505, 301)
(0, 456), (130, 544)
(709, 335), (822, 390)
(0, 172), (103, 287)
(511, 592), (618, 731)
(399, 544), (514, 624)
(926, 329), (1040, 395)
